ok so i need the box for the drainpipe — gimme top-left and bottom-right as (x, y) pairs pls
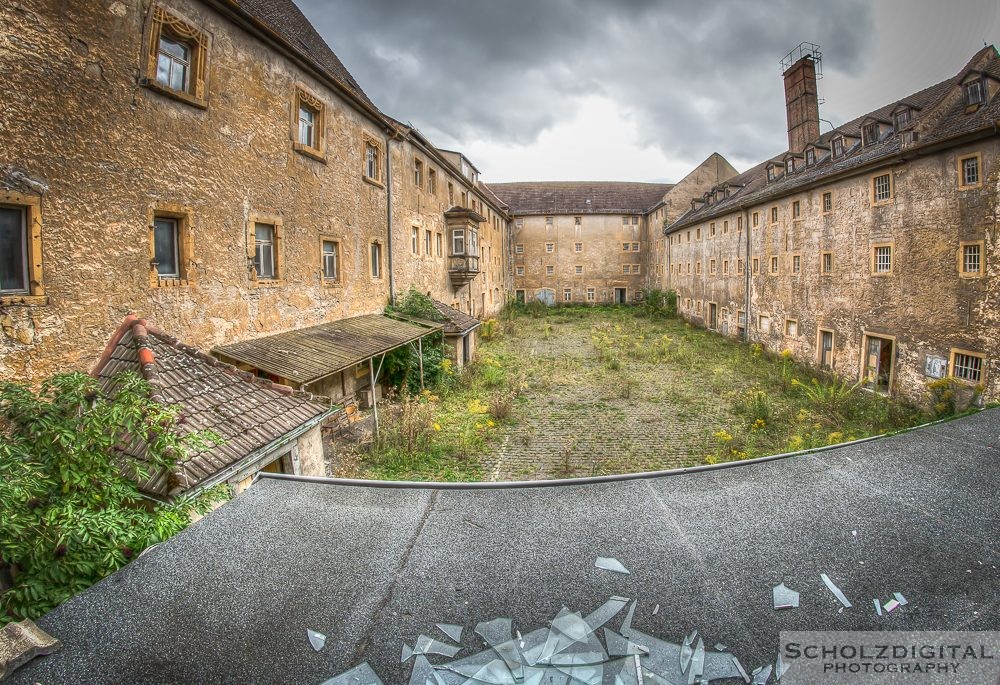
(385, 133), (396, 306)
(743, 206), (751, 343)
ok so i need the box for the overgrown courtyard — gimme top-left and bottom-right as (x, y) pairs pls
(342, 303), (969, 482)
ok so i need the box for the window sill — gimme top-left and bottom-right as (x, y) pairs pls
(293, 144), (327, 164)
(870, 272), (893, 278)
(0, 294), (48, 306)
(253, 279), (285, 287)
(153, 278), (190, 288)
(363, 176), (385, 190)
(322, 279), (343, 288)
(871, 199), (893, 208)
(957, 184), (982, 191)
(958, 272), (983, 279)
(142, 79), (207, 110)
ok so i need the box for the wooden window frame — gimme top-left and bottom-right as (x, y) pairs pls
(791, 200), (801, 220)
(362, 134), (384, 187)
(709, 259), (717, 275)
(870, 242), (894, 276)
(143, 5), (210, 109)
(949, 348), (986, 385)
(319, 237), (341, 285)
(821, 191), (833, 215)
(413, 158), (424, 189)
(0, 191), (45, 304)
(821, 251), (834, 276)
(958, 240), (984, 278)
(292, 87), (326, 162)
(770, 206), (778, 225)
(370, 241), (383, 280)
(791, 253), (802, 275)
(817, 327), (835, 370)
(770, 255), (779, 275)
(149, 203), (194, 288)
(870, 172), (894, 206)
(516, 266), (524, 276)
(957, 152), (983, 190)
(860, 331), (897, 394)
(563, 288), (572, 302)
(247, 212), (284, 285)
(427, 168), (437, 195)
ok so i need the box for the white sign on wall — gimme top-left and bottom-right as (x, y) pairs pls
(924, 355), (948, 379)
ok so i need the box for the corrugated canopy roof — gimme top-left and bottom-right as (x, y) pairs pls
(213, 315), (443, 386)
(93, 316), (332, 499)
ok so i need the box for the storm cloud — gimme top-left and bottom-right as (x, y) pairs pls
(296, 0), (994, 179)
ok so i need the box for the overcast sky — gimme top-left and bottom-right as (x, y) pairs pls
(298, 0), (1000, 183)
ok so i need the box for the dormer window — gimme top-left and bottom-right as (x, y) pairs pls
(893, 108), (911, 130)
(785, 159), (794, 174)
(832, 137), (844, 158)
(767, 167), (775, 182)
(964, 80), (984, 107)
(862, 122), (879, 147)
(805, 148), (816, 166)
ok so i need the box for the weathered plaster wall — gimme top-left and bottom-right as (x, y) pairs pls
(1, 0), (393, 381)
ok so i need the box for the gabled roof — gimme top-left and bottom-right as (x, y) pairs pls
(92, 316), (333, 499)
(431, 300), (481, 336)
(213, 314), (443, 386)
(487, 181), (674, 215)
(666, 45), (1000, 233)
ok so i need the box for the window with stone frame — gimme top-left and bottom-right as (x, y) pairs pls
(822, 191), (833, 213)
(586, 288), (595, 302)
(950, 350), (985, 383)
(632, 242), (639, 251)
(545, 243), (554, 253)
(574, 242), (582, 252)
(515, 244), (524, 254)
(436, 233), (443, 257)
(363, 136), (382, 183)
(448, 183), (455, 205)
(424, 230), (432, 256)
(805, 148), (816, 165)
(822, 251), (833, 275)
(958, 153), (981, 190)
(872, 173), (893, 204)
(370, 242), (383, 279)
(791, 254), (801, 274)
(792, 200), (800, 219)
(959, 241), (983, 277)
(516, 266), (524, 276)
(785, 318), (798, 336)
(575, 265), (583, 275)
(428, 168), (437, 195)
(723, 259), (729, 275)
(413, 158), (424, 189)
(149, 205), (194, 287)
(321, 239), (340, 282)
(872, 244), (893, 275)
(563, 288), (572, 302)
(752, 257), (759, 274)
(770, 206), (778, 224)
(144, 5), (210, 108)
(770, 256), (779, 274)
(709, 259), (716, 275)
(546, 265), (554, 276)
(291, 88), (325, 160)
(752, 212), (759, 228)
(632, 216), (639, 225)
(252, 223), (277, 280)
(545, 216), (553, 225)
(0, 194), (44, 300)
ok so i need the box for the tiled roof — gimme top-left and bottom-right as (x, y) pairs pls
(93, 315), (332, 499)
(667, 45), (1000, 232)
(213, 314), (443, 386)
(487, 181), (674, 215)
(431, 300), (481, 336)
(229, 0), (379, 114)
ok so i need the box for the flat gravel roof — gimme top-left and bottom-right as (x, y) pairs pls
(12, 409), (1000, 684)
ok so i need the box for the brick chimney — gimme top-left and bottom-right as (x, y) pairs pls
(783, 53), (821, 153)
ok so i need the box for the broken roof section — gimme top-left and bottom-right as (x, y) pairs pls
(431, 300), (481, 337)
(93, 315), (333, 499)
(213, 314), (443, 388)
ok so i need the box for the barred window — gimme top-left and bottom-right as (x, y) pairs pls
(961, 156), (980, 187)
(962, 243), (981, 274)
(770, 256), (779, 273)
(873, 173), (892, 202)
(952, 351), (984, 383)
(575, 265), (583, 275)
(515, 243), (524, 254)
(545, 243), (554, 253)
(546, 265), (554, 276)
(574, 242), (582, 252)
(792, 255), (801, 274)
(822, 192), (832, 213)
(822, 252), (833, 274)
(874, 245), (892, 273)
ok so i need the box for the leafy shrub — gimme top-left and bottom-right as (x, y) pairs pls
(480, 319), (501, 341)
(733, 388), (772, 424)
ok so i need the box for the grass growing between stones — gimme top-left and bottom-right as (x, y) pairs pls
(351, 305), (956, 481)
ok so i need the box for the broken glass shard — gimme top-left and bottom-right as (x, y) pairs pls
(552, 662), (603, 685)
(883, 599), (900, 613)
(772, 583), (799, 609)
(679, 631), (696, 673)
(893, 592), (908, 606)
(319, 662), (385, 685)
(308, 628), (327, 652)
(401, 643), (414, 663)
(603, 628), (647, 657)
(475, 618), (513, 647)
(686, 638), (704, 685)
(490, 640), (525, 682)
(520, 666), (570, 685)
(595, 557), (630, 575)
(732, 656), (751, 683)
(753, 664), (774, 685)
(437, 623), (464, 643)
(619, 600), (637, 638)
(775, 652), (790, 681)
(714, 644), (728, 652)
(585, 596), (629, 632)
(408, 655), (438, 685)
(414, 634), (463, 658)
(439, 648), (516, 685)
(820, 573), (852, 608)
(873, 599), (882, 617)
(652, 604), (660, 615)
(604, 656), (641, 685)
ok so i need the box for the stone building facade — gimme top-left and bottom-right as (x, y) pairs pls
(663, 46), (1000, 402)
(0, 0), (510, 386)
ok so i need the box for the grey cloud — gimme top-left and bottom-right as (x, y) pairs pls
(298, 0), (876, 174)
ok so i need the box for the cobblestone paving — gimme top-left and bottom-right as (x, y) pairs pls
(483, 315), (727, 481)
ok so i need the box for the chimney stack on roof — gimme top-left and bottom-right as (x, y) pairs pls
(782, 43), (822, 153)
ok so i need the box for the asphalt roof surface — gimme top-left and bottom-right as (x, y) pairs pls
(13, 409), (1000, 684)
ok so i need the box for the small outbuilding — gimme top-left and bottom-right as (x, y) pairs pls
(432, 299), (481, 368)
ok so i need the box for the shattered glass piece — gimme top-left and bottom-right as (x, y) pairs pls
(551, 609), (592, 642)
(714, 644), (728, 652)
(490, 640), (524, 682)
(751, 664), (773, 685)
(652, 603), (660, 616)
(893, 592), (908, 606)
(408, 655), (437, 685)
(873, 599), (882, 617)
(319, 662), (385, 685)
(605, 656), (641, 685)
(732, 656), (751, 684)
(545, 630), (608, 667)
(702, 649), (745, 682)
(308, 628), (327, 652)
(820, 574), (853, 608)
(595, 557), (630, 575)
(437, 623), (464, 643)
(775, 652), (790, 681)
(439, 648), (516, 685)
(628, 629), (685, 683)
(679, 632), (695, 673)
(642, 671), (679, 685)
(883, 599), (900, 613)
(401, 643), (414, 663)
(619, 601), (637, 638)
(475, 618), (513, 647)
(519, 627), (557, 667)
(686, 638), (704, 685)
(520, 666), (570, 685)
(552, 662), (603, 685)
(584, 596), (629, 632)
(772, 583), (800, 610)
(414, 634), (463, 658)
(603, 628), (648, 657)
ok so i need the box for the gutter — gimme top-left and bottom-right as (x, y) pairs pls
(743, 206), (751, 343)
(386, 132), (397, 305)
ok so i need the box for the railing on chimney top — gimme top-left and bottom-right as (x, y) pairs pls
(780, 42), (823, 78)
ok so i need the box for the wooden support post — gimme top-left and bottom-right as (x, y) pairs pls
(369, 356), (378, 437)
(418, 337), (424, 390)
